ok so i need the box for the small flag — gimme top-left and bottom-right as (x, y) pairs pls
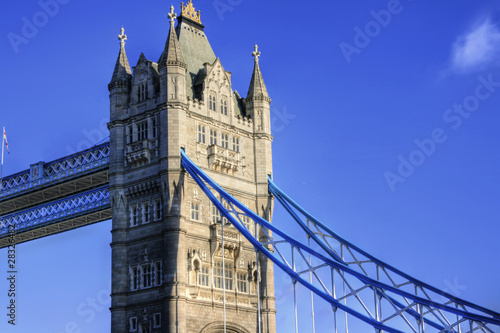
(3, 127), (9, 154)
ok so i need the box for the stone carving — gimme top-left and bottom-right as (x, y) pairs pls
(181, 0), (202, 24)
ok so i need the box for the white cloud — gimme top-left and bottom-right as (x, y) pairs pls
(451, 19), (500, 73)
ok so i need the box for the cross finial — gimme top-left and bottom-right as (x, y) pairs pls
(168, 5), (177, 25)
(118, 27), (127, 46)
(252, 44), (261, 62)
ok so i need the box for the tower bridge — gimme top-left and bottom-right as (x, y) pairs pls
(1, 1), (499, 332)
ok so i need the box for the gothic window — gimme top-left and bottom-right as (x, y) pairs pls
(214, 261), (233, 290)
(232, 137), (240, 153)
(154, 199), (162, 221)
(131, 266), (139, 291)
(220, 97), (228, 115)
(210, 129), (217, 146)
(153, 261), (162, 286)
(130, 205), (139, 227)
(211, 203), (220, 224)
(198, 266), (209, 287)
(153, 313), (161, 329)
(222, 200), (230, 225)
(221, 133), (229, 149)
(152, 117), (157, 138)
(191, 203), (200, 221)
(138, 83), (148, 102)
(224, 264), (233, 290)
(142, 264), (152, 288)
(128, 125), (134, 143)
(130, 317), (138, 332)
(130, 261), (161, 291)
(214, 261), (223, 289)
(241, 213), (250, 230)
(142, 202), (150, 224)
(239, 203), (250, 230)
(138, 122), (148, 140)
(198, 125), (206, 144)
(237, 272), (247, 293)
(209, 94), (216, 111)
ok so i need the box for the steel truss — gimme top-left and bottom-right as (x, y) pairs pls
(0, 186), (109, 237)
(181, 150), (500, 333)
(0, 143), (109, 198)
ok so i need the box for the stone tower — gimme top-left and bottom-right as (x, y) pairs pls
(107, 2), (276, 332)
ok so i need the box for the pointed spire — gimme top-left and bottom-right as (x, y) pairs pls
(109, 27), (132, 89)
(247, 44), (271, 102)
(158, 6), (186, 69)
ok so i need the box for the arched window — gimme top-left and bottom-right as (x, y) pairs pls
(237, 272), (247, 292)
(220, 98), (227, 115)
(198, 125), (206, 144)
(198, 266), (209, 286)
(232, 137), (240, 152)
(209, 94), (217, 111)
(191, 203), (199, 221)
(221, 133), (229, 149)
(210, 129), (217, 146)
(214, 261), (233, 290)
(138, 83), (148, 102)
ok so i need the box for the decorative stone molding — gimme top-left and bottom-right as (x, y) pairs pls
(127, 180), (160, 197)
(126, 139), (158, 167)
(207, 145), (240, 174)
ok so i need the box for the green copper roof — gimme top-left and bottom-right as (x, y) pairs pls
(176, 17), (216, 99)
(173, 16), (245, 116)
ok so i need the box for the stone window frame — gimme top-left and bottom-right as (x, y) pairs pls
(232, 136), (240, 153)
(130, 317), (138, 332)
(214, 260), (233, 290)
(190, 202), (200, 221)
(237, 271), (248, 293)
(142, 202), (151, 224)
(153, 198), (162, 221)
(137, 121), (148, 141)
(239, 203), (251, 231)
(211, 202), (220, 225)
(221, 132), (229, 149)
(142, 264), (152, 288)
(130, 204), (140, 227)
(211, 200), (229, 225)
(209, 92), (217, 111)
(138, 83), (148, 102)
(127, 125), (134, 144)
(210, 128), (217, 146)
(153, 313), (161, 328)
(130, 266), (140, 291)
(153, 261), (162, 286)
(152, 116), (158, 138)
(126, 116), (157, 144)
(130, 199), (162, 228)
(198, 265), (210, 287)
(197, 124), (206, 144)
(221, 200), (230, 224)
(129, 260), (162, 291)
(220, 96), (228, 116)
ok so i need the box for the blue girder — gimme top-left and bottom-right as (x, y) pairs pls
(181, 150), (500, 333)
(0, 186), (110, 237)
(0, 142), (109, 201)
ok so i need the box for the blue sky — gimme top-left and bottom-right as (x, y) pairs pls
(1, 0), (500, 332)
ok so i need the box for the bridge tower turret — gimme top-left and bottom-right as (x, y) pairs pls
(107, 2), (276, 332)
(244, 44), (275, 327)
